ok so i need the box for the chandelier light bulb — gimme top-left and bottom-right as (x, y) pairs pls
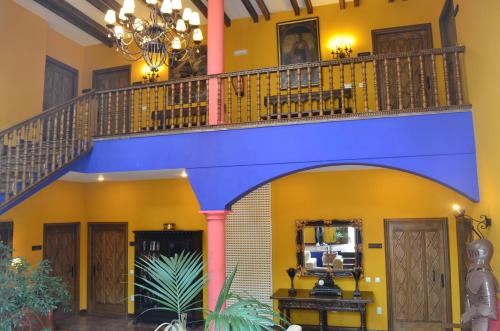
(160, 0), (173, 13)
(146, 0), (158, 4)
(133, 18), (144, 32)
(189, 11), (200, 26)
(175, 18), (186, 32)
(172, 37), (182, 50)
(193, 28), (203, 42)
(122, 0), (135, 14)
(182, 7), (192, 21)
(114, 25), (124, 39)
(104, 9), (116, 25)
(172, 0), (182, 11)
(119, 8), (127, 21)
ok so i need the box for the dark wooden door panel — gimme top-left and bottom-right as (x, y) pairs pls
(43, 223), (79, 316)
(440, 0), (459, 105)
(0, 221), (13, 253)
(43, 57), (78, 110)
(385, 219), (451, 331)
(89, 223), (127, 316)
(372, 24), (435, 110)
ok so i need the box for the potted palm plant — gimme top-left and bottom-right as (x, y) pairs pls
(135, 250), (285, 331)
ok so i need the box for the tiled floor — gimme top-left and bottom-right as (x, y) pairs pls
(56, 315), (204, 331)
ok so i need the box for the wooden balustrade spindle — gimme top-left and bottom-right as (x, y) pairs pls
(276, 70), (282, 119)
(70, 105), (76, 159)
(454, 51), (464, 105)
(180, 83), (185, 127)
(58, 110), (65, 166)
(307, 67), (312, 115)
(114, 91), (119, 134)
(130, 89), (135, 133)
(407, 57), (415, 109)
(76, 101), (83, 155)
(383, 59), (391, 111)
(30, 121), (37, 186)
(319, 65), (324, 116)
(286, 69), (292, 119)
(206, 77), (209, 126)
(227, 77), (233, 124)
(246, 74), (251, 122)
(266, 72), (271, 119)
(64, 106), (71, 163)
(170, 84), (175, 129)
(237, 75), (243, 122)
(123, 90), (128, 134)
(37, 118), (44, 179)
(442, 53), (451, 106)
(217, 78), (222, 124)
(187, 82), (192, 127)
(396, 58), (403, 111)
(196, 81), (201, 127)
(13, 129), (21, 195)
(361, 61), (369, 112)
(328, 64), (334, 113)
(162, 85), (167, 130)
(431, 54), (439, 107)
(44, 115), (52, 175)
(419, 55), (428, 108)
(146, 87), (151, 131)
(350, 62), (357, 114)
(297, 68), (302, 118)
(138, 88), (143, 131)
(373, 60), (380, 112)
(154, 86), (159, 130)
(340, 63), (346, 114)
(106, 92), (112, 135)
(5, 132), (13, 200)
(21, 126), (28, 191)
(84, 97), (90, 148)
(99, 93), (104, 136)
(257, 73), (262, 121)
(51, 114), (58, 171)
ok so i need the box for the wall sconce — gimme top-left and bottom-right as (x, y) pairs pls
(330, 37), (353, 60)
(452, 204), (492, 238)
(142, 66), (160, 84)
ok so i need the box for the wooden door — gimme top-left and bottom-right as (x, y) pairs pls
(43, 223), (80, 315)
(0, 221), (13, 253)
(372, 24), (435, 110)
(93, 66), (131, 135)
(440, 0), (459, 105)
(43, 57), (78, 110)
(88, 223), (128, 316)
(385, 219), (452, 331)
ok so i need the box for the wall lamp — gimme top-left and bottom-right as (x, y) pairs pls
(452, 204), (492, 238)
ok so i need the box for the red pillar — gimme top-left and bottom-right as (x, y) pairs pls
(207, 0), (224, 125)
(201, 210), (229, 311)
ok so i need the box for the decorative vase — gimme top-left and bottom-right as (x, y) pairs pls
(287, 268), (297, 296)
(156, 314), (187, 331)
(352, 268), (362, 298)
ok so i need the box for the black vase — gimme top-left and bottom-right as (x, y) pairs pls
(352, 268), (362, 298)
(287, 268), (297, 296)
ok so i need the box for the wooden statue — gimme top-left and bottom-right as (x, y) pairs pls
(462, 239), (499, 331)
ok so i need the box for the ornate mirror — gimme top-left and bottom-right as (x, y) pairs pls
(296, 219), (362, 277)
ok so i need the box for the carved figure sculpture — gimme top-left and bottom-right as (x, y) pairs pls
(462, 239), (499, 331)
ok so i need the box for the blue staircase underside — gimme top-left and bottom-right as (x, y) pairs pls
(65, 109), (478, 211)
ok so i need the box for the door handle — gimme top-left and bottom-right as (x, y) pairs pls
(426, 76), (431, 90)
(441, 274), (445, 288)
(432, 270), (436, 282)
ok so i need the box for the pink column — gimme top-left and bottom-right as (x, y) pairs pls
(207, 0), (225, 125)
(201, 210), (229, 311)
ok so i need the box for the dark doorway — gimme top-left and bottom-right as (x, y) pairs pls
(43, 223), (80, 316)
(440, 0), (460, 105)
(372, 24), (435, 110)
(88, 223), (128, 316)
(455, 215), (473, 331)
(385, 218), (452, 331)
(43, 57), (78, 110)
(93, 66), (131, 135)
(0, 221), (13, 253)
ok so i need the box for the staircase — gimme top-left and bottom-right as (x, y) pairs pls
(0, 91), (95, 214)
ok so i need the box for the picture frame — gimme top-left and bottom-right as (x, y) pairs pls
(277, 17), (321, 89)
(168, 45), (207, 104)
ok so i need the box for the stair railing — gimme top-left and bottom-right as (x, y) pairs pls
(0, 90), (96, 204)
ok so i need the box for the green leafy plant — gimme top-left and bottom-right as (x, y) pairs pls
(135, 250), (285, 331)
(0, 243), (70, 331)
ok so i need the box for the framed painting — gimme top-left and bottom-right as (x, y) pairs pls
(277, 17), (321, 89)
(168, 45), (207, 103)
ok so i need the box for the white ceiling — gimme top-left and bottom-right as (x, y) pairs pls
(14, 0), (344, 46)
(60, 165), (375, 183)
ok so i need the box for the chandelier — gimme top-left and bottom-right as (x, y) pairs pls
(104, 0), (204, 73)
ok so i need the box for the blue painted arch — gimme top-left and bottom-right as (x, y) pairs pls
(72, 110), (479, 211)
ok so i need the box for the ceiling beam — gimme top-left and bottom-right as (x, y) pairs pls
(86, 0), (121, 13)
(241, 0), (259, 22)
(304, 0), (314, 14)
(34, 0), (112, 47)
(289, 0), (300, 15)
(192, 0), (232, 27)
(255, 0), (270, 20)
(339, 0), (346, 9)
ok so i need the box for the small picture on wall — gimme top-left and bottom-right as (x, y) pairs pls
(168, 45), (207, 103)
(277, 17), (321, 89)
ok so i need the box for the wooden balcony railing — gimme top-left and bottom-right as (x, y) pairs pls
(93, 46), (467, 137)
(0, 92), (94, 205)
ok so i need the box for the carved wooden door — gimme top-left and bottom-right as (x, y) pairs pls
(0, 221), (13, 253)
(385, 219), (451, 331)
(43, 57), (78, 110)
(43, 223), (79, 316)
(372, 24), (435, 111)
(89, 223), (127, 315)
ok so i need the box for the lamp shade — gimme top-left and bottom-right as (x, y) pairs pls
(122, 0), (135, 14)
(175, 18), (186, 32)
(172, 37), (181, 50)
(189, 12), (200, 26)
(172, 0), (182, 11)
(160, 0), (173, 14)
(104, 9), (116, 25)
(193, 28), (203, 42)
(146, 0), (158, 4)
(182, 8), (192, 21)
(114, 25), (124, 39)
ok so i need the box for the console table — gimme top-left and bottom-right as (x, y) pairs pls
(271, 289), (373, 331)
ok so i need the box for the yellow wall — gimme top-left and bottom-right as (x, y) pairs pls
(4, 168), (475, 330)
(454, 0), (500, 273)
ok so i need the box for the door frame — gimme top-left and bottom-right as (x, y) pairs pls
(371, 23), (434, 53)
(384, 218), (453, 331)
(87, 222), (128, 316)
(44, 56), (79, 110)
(92, 65), (132, 90)
(43, 222), (81, 314)
(0, 220), (14, 253)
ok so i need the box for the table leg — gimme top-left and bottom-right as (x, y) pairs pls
(360, 310), (367, 331)
(279, 307), (285, 327)
(285, 309), (291, 324)
(319, 310), (328, 331)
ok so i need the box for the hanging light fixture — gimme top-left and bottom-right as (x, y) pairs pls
(104, 0), (203, 75)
